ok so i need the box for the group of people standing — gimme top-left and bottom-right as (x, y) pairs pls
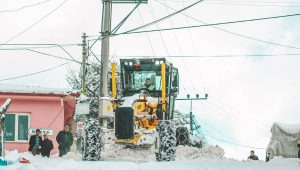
(28, 129), (53, 158)
(28, 124), (80, 158)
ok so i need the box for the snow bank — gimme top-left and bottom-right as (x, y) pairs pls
(99, 144), (224, 162)
(5, 150), (21, 165)
(3, 149), (300, 170)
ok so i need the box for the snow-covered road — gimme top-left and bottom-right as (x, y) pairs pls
(2, 145), (299, 170)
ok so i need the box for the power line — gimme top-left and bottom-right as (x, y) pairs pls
(203, 133), (265, 149)
(123, 0), (203, 34)
(163, 0), (197, 94)
(25, 49), (81, 64)
(159, 0), (300, 7)
(0, 62), (70, 82)
(206, 100), (270, 135)
(180, 0), (206, 94)
(155, 1), (300, 51)
(200, 127), (249, 158)
(137, 8), (156, 56)
(85, 54), (300, 57)
(198, 101), (270, 137)
(200, 2), (300, 7)
(0, 43), (80, 50)
(0, 0), (68, 46)
(0, 0), (51, 13)
(47, 92), (73, 128)
(209, 96), (270, 128)
(113, 13), (300, 45)
(148, 1), (190, 110)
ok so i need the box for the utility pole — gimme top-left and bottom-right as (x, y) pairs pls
(99, 0), (148, 97)
(82, 32), (87, 122)
(82, 32), (87, 92)
(100, 0), (112, 97)
(98, 0), (148, 124)
(175, 94), (208, 134)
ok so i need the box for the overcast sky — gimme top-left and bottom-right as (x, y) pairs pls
(1, 0), (300, 160)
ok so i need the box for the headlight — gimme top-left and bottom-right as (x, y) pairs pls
(139, 94), (146, 100)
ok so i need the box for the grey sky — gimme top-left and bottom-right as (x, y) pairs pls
(1, 0), (300, 160)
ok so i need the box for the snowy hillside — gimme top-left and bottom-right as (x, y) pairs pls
(2, 145), (300, 170)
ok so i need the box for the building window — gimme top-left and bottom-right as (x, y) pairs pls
(5, 113), (30, 142)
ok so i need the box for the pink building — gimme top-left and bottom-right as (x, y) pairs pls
(0, 84), (79, 154)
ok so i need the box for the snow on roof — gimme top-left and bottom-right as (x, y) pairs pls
(274, 122), (300, 134)
(0, 84), (78, 95)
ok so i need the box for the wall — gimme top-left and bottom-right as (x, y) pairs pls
(0, 94), (64, 154)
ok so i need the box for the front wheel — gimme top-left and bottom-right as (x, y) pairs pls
(82, 118), (104, 161)
(155, 120), (176, 161)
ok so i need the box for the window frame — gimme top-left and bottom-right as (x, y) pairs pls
(5, 113), (31, 143)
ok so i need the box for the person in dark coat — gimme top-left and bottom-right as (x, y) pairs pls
(248, 150), (259, 160)
(28, 129), (42, 156)
(41, 134), (54, 158)
(56, 124), (73, 157)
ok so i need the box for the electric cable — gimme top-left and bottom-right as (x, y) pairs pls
(198, 101), (270, 137)
(113, 13), (300, 41)
(148, 1), (189, 97)
(0, 62), (70, 82)
(78, 54), (300, 58)
(209, 95), (270, 128)
(155, 1), (300, 51)
(0, 0), (51, 13)
(1, 44), (82, 64)
(148, 1), (191, 112)
(180, 0), (206, 94)
(203, 133), (265, 149)
(137, 8), (156, 56)
(123, 0), (203, 34)
(25, 49), (82, 64)
(0, 0), (68, 46)
(201, 127), (248, 157)
(206, 100), (270, 135)
(159, 0), (300, 7)
(163, 0), (197, 94)
(47, 91), (74, 128)
(0, 43), (81, 50)
(196, 117), (264, 155)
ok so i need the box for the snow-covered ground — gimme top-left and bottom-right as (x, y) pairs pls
(2, 145), (299, 170)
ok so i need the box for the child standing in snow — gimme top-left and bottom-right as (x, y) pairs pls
(41, 134), (54, 158)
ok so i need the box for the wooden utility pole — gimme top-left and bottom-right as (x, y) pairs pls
(82, 33), (87, 122)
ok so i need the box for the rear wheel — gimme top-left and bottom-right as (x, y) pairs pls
(176, 127), (190, 146)
(155, 120), (176, 161)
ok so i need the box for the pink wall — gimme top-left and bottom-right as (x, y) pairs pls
(0, 94), (77, 155)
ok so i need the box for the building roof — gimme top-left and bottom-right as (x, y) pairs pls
(0, 84), (79, 95)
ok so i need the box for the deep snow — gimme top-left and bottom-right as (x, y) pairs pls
(1, 145), (299, 170)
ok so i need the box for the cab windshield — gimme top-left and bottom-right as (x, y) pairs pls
(123, 71), (162, 91)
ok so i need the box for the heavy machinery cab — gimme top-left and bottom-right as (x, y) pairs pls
(119, 58), (179, 98)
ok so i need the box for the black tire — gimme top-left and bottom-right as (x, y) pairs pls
(176, 127), (190, 146)
(82, 118), (104, 161)
(107, 117), (114, 129)
(155, 120), (176, 161)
